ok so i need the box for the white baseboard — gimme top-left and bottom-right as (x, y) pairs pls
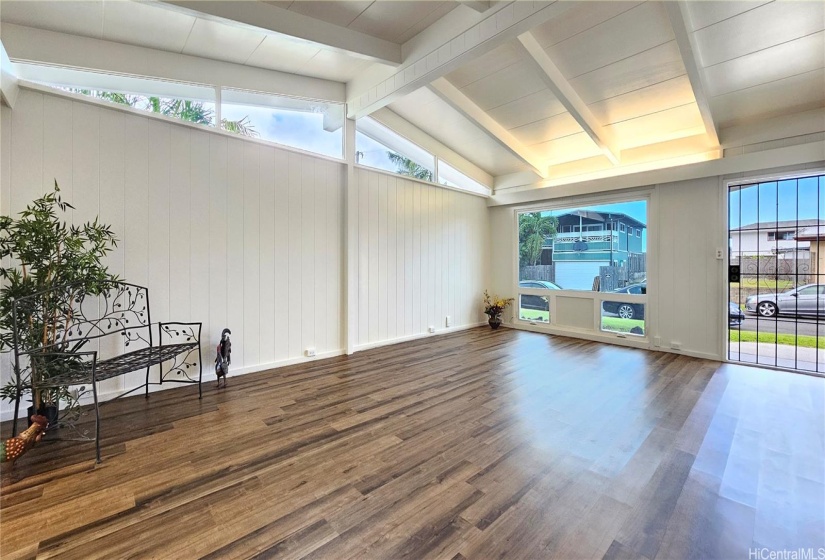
(353, 322), (486, 352)
(507, 322), (722, 361)
(0, 348), (346, 422)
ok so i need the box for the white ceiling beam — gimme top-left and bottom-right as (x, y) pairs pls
(347, 1), (573, 120)
(1, 24), (344, 102)
(429, 77), (547, 178)
(157, 0), (402, 65)
(515, 32), (620, 165)
(457, 1), (494, 13)
(370, 108), (494, 189)
(664, 1), (720, 147)
(1, 40), (20, 109)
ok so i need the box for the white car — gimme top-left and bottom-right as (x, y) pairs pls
(745, 284), (825, 317)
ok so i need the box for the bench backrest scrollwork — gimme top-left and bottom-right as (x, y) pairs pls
(11, 281), (153, 359)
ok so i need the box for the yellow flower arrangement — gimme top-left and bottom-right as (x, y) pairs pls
(483, 290), (514, 317)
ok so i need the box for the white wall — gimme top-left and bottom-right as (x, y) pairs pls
(0, 86), (492, 420)
(351, 167), (489, 349)
(0, 87), (345, 417)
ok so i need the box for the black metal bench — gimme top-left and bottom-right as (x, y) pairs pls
(10, 281), (202, 462)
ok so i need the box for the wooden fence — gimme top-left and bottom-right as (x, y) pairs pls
(520, 265), (555, 283)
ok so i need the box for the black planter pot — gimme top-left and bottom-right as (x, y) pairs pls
(488, 315), (502, 330)
(27, 404), (59, 428)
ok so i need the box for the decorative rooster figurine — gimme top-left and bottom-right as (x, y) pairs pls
(1, 415), (49, 467)
(215, 328), (232, 388)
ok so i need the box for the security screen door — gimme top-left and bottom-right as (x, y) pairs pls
(728, 173), (825, 374)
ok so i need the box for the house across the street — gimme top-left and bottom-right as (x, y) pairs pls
(545, 211), (646, 289)
(729, 219), (824, 259)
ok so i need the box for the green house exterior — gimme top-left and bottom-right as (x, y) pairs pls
(544, 211), (646, 289)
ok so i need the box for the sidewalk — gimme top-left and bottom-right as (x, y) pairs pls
(729, 341), (824, 372)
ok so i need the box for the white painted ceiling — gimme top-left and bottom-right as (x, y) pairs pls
(1, 0), (823, 187)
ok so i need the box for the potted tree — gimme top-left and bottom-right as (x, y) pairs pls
(0, 183), (118, 428)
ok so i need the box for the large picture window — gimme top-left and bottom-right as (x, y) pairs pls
(517, 199), (648, 335)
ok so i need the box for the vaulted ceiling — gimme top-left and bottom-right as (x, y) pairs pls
(2, 0), (823, 190)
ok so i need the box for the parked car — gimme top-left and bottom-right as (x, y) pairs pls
(518, 280), (561, 310)
(729, 302), (746, 327)
(745, 284), (825, 317)
(602, 283), (646, 320)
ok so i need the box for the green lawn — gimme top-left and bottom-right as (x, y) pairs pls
(518, 309), (645, 335)
(601, 317), (645, 335)
(519, 309), (549, 322)
(730, 278), (795, 291)
(730, 330), (825, 349)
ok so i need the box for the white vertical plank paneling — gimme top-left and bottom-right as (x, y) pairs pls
(378, 173), (388, 342)
(386, 176), (397, 341)
(169, 126), (191, 321)
(147, 120), (171, 387)
(405, 180), (414, 336)
(368, 171), (379, 343)
(226, 139), (245, 366)
(259, 147), (276, 364)
(288, 152), (303, 358)
(98, 109), (126, 282)
(301, 155), (315, 354)
(147, 120), (172, 326)
(1, 88), (349, 420)
(350, 168), (489, 348)
(313, 161), (327, 353)
(395, 175), (405, 340)
(122, 113), (150, 390)
(10, 91), (43, 215)
(189, 130), (210, 359)
(98, 107), (126, 393)
(208, 135), (229, 361)
(411, 182), (421, 335)
(42, 95), (73, 205)
(243, 143), (260, 366)
(357, 169), (369, 344)
(327, 163), (342, 352)
(421, 183), (431, 332)
(272, 149), (289, 361)
(434, 187), (443, 329)
(1, 106), (11, 216)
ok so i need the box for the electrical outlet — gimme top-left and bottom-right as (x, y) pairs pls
(428, 326), (435, 333)
(654, 336), (661, 347)
(671, 341), (681, 351)
(715, 248), (724, 260)
(305, 347), (316, 357)
(446, 315), (452, 327)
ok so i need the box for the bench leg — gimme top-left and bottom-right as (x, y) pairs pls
(93, 381), (101, 464)
(198, 345), (203, 399)
(145, 365), (150, 399)
(12, 388), (21, 437)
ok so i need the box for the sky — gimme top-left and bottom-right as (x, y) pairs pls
(355, 131), (398, 173)
(729, 175), (825, 229)
(221, 103), (343, 158)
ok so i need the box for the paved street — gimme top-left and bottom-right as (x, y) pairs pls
(738, 314), (825, 337)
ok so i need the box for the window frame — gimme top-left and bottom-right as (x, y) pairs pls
(511, 191), (653, 344)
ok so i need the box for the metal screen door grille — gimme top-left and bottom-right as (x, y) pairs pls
(729, 174), (825, 374)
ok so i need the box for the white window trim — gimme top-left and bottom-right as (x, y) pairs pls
(511, 190), (653, 347)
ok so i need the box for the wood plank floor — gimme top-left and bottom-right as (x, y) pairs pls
(1, 327), (823, 559)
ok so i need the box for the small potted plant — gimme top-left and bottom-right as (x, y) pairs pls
(483, 290), (514, 330)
